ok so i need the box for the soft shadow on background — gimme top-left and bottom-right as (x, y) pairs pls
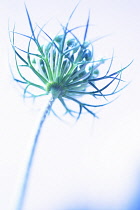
(0, 0), (140, 210)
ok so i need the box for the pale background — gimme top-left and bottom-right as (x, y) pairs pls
(0, 0), (140, 210)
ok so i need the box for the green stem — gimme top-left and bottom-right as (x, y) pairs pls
(16, 95), (55, 210)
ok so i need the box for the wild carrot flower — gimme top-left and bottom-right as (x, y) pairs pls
(10, 4), (131, 120)
(9, 4), (131, 210)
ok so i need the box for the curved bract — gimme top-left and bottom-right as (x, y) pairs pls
(9, 4), (131, 120)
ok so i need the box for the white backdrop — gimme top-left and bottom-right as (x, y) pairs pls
(0, 0), (140, 210)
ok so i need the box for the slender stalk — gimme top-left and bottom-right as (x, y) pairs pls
(16, 95), (55, 210)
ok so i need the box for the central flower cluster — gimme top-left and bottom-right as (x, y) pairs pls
(32, 34), (99, 99)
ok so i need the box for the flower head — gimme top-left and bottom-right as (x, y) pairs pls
(9, 4), (131, 120)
